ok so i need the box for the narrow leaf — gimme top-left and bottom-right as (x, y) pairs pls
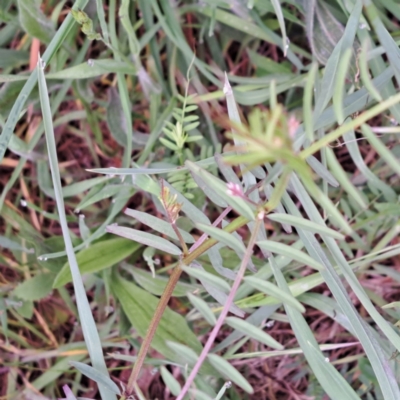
(257, 240), (325, 271)
(69, 361), (121, 395)
(125, 208), (194, 243)
(196, 223), (246, 252)
(267, 213), (345, 240)
(244, 276), (306, 313)
(187, 292), (217, 326)
(225, 317), (283, 349)
(181, 266), (230, 293)
(106, 225), (182, 255)
(207, 353), (253, 394)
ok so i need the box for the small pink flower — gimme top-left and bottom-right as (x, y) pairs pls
(288, 115), (300, 138)
(226, 182), (243, 197)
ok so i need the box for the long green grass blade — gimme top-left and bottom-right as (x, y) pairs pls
(36, 57), (116, 400)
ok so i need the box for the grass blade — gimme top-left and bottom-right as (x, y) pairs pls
(257, 240), (324, 271)
(69, 361), (121, 395)
(36, 57), (116, 400)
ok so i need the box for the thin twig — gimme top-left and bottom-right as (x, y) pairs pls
(176, 210), (265, 400)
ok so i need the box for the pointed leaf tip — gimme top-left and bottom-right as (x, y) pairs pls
(223, 72), (232, 95)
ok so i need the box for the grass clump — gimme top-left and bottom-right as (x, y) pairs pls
(1, 1), (400, 399)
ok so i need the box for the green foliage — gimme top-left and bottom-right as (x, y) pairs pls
(2, 0), (400, 399)
(53, 238), (142, 288)
(110, 273), (210, 371)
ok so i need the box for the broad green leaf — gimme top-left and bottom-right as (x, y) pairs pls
(111, 274), (209, 370)
(244, 276), (306, 313)
(207, 353), (253, 394)
(13, 273), (55, 301)
(125, 208), (194, 243)
(18, 0), (55, 43)
(69, 361), (121, 395)
(53, 238), (141, 288)
(106, 225), (182, 255)
(225, 317), (283, 349)
(257, 240), (324, 271)
(185, 160), (255, 220)
(267, 213), (345, 240)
